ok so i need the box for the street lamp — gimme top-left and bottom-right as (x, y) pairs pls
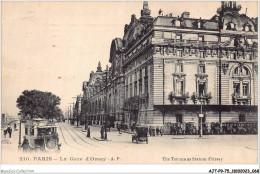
(104, 70), (108, 140)
(18, 113), (22, 150)
(199, 99), (203, 138)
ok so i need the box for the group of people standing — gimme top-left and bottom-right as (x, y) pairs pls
(3, 124), (14, 138)
(149, 126), (163, 136)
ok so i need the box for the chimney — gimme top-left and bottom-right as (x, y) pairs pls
(181, 12), (190, 18)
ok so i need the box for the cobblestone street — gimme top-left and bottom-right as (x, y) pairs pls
(1, 122), (257, 164)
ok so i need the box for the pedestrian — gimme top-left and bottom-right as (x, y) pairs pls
(21, 136), (30, 152)
(118, 124), (121, 134)
(14, 123), (17, 130)
(156, 127), (160, 136)
(149, 126), (152, 136)
(7, 125), (12, 138)
(152, 127), (156, 136)
(100, 126), (104, 139)
(160, 127), (163, 136)
(3, 125), (7, 138)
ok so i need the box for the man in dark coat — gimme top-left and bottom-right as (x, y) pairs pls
(22, 136), (30, 152)
(7, 126), (12, 138)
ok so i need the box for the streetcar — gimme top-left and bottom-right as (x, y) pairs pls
(23, 118), (61, 152)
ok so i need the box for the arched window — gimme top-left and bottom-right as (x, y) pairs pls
(242, 66), (250, 75)
(232, 66), (251, 105)
(234, 67), (239, 75)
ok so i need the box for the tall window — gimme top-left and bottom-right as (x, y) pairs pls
(198, 82), (206, 96)
(139, 69), (142, 95)
(144, 66), (148, 94)
(176, 81), (184, 95)
(233, 83), (240, 95)
(243, 83), (249, 96)
(134, 81), (137, 96)
(130, 75), (133, 97)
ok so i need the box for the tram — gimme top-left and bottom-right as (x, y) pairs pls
(23, 118), (61, 152)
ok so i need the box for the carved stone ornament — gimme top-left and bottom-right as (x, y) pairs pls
(254, 64), (258, 73)
(222, 63), (229, 75)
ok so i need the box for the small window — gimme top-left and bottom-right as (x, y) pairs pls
(175, 20), (181, 27)
(198, 21), (201, 29)
(199, 51), (204, 58)
(245, 25), (250, 32)
(176, 35), (182, 41)
(247, 54), (253, 60)
(199, 36), (204, 42)
(239, 114), (245, 122)
(177, 50), (182, 57)
(231, 53), (236, 60)
(199, 65), (205, 73)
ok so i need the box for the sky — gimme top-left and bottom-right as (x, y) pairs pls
(2, 1), (258, 117)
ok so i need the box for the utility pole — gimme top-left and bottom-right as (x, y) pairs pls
(68, 103), (74, 125)
(72, 95), (83, 127)
(104, 71), (108, 140)
(67, 107), (69, 123)
(18, 113), (22, 150)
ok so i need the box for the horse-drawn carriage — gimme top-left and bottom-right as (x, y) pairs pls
(22, 118), (61, 152)
(132, 126), (148, 144)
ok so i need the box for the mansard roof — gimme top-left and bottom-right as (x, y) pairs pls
(153, 16), (219, 30)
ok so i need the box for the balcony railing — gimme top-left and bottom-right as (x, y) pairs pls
(169, 92), (189, 104)
(191, 92), (212, 104)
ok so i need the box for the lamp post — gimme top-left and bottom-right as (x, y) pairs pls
(18, 113), (22, 150)
(104, 71), (108, 140)
(199, 99), (203, 138)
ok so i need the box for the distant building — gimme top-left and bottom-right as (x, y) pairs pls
(1, 114), (6, 127)
(82, 1), (258, 128)
(81, 60), (124, 126)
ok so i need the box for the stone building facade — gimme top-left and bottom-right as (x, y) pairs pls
(82, 1), (258, 128)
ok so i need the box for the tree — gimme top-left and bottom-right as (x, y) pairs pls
(16, 90), (63, 120)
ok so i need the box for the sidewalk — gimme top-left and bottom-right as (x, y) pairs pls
(88, 124), (135, 134)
